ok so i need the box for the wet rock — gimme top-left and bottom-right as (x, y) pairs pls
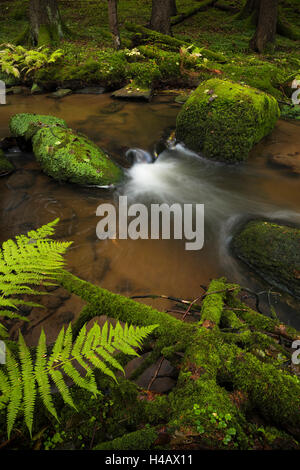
(48, 88), (72, 99)
(0, 149), (14, 176)
(233, 220), (300, 298)
(0, 137), (18, 151)
(31, 120), (123, 185)
(6, 170), (35, 189)
(99, 102), (124, 114)
(10, 113), (67, 141)
(59, 311), (75, 324)
(174, 93), (190, 104)
(148, 377), (176, 393)
(135, 358), (177, 392)
(112, 84), (152, 102)
(31, 83), (43, 94)
(5, 191), (28, 211)
(269, 152), (300, 174)
(42, 295), (64, 310)
(124, 352), (151, 379)
(75, 87), (105, 95)
(176, 78), (280, 163)
(6, 86), (29, 95)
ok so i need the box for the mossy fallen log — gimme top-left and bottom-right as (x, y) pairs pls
(57, 272), (300, 449)
(171, 0), (216, 26)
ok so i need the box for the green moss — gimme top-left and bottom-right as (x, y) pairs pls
(0, 150), (14, 176)
(58, 270), (195, 345)
(233, 220), (300, 298)
(176, 78), (280, 163)
(200, 278), (228, 326)
(38, 25), (52, 47)
(94, 427), (159, 450)
(34, 50), (128, 89)
(128, 60), (161, 87)
(221, 61), (288, 99)
(9, 113), (67, 140)
(32, 126), (123, 185)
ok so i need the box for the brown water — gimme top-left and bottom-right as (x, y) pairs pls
(1, 92), (300, 330)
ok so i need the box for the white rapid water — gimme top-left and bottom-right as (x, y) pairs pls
(117, 144), (300, 277)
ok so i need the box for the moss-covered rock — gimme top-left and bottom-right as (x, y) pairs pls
(176, 78), (280, 163)
(0, 149), (14, 176)
(233, 220), (300, 298)
(32, 126), (123, 186)
(10, 113), (67, 141)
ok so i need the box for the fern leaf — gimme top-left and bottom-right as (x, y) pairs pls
(35, 330), (58, 421)
(18, 333), (36, 436)
(6, 349), (22, 438)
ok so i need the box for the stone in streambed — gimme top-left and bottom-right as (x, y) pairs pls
(48, 88), (72, 99)
(75, 87), (105, 95)
(10, 113), (67, 141)
(0, 149), (14, 176)
(6, 170), (35, 189)
(176, 78), (280, 163)
(269, 152), (300, 175)
(32, 126), (123, 185)
(112, 83), (152, 102)
(232, 220), (300, 298)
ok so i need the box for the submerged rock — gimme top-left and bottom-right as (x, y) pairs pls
(10, 113), (67, 141)
(32, 126), (123, 185)
(176, 78), (280, 163)
(75, 87), (105, 95)
(0, 149), (14, 176)
(112, 83), (152, 102)
(233, 220), (300, 298)
(49, 88), (72, 99)
(269, 152), (300, 174)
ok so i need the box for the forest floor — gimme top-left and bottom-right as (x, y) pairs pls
(0, 0), (299, 106)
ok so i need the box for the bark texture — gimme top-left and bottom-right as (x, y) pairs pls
(29, 0), (64, 46)
(108, 0), (121, 49)
(150, 0), (172, 34)
(250, 0), (279, 52)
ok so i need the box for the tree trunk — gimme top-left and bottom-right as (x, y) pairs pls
(170, 0), (177, 16)
(250, 0), (278, 52)
(29, 0), (64, 46)
(237, 0), (259, 19)
(150, 0), (172, 35)
(108, 0), (121, 49)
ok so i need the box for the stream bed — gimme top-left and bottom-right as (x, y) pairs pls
(1, 92), (300, 338)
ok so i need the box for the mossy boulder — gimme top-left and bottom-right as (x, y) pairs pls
(10, 113), (67, 141)
(233, 220), (300, 298)
(32, 126), (123, 186)
(0, 150), (14, 176)
(176, 79), (280, 163)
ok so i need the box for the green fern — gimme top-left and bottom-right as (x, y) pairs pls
(0, 321), (157, 437)
(0, 218), (71, 329)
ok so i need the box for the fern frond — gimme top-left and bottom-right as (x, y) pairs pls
(6, 348), (23, 438)
(0, 321), (158, 437)
(18, 333), (36, 437)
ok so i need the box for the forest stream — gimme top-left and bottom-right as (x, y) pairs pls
(1, 92), (300, 345)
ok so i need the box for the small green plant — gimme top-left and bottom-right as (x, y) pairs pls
(193, 404), (237, 446)
(0, 221), (158, 438)
(0, 43), (63, 79)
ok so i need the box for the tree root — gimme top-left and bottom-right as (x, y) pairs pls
(57, 271), (300, 449)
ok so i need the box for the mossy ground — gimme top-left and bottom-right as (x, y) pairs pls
(1, 274), (299, 450)
(0, 0), (299, 100)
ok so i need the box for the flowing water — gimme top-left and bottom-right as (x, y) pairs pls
(1, 92), (300, 332)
